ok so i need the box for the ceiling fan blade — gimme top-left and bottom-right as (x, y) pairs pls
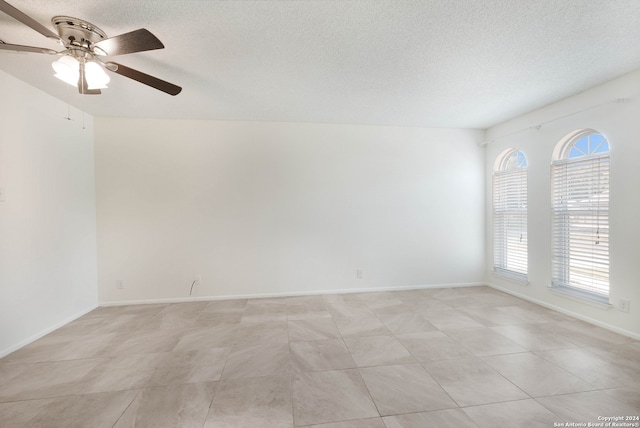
(94, 29), (164, 56)
(0, 41), (57, 54)
(77, 63), (101, 95)
(106, 62), (182, 96)
(0, 0), (60, 40)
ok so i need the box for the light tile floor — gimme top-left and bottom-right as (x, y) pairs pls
(1, 286), (639, 427)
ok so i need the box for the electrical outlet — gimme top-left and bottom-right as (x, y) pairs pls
(356, 269), (363, 279)
(619, 298), (630, 313)
(116, 279), (124, 289)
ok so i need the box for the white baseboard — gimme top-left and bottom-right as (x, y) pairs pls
(0, 304), (99, 359)
(487, 281), (640, 341)
(99, 282), (486, 307)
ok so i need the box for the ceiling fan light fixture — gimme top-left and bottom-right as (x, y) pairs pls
(52, 55), (79, 86)
(85, 61), (110, 89)
(3, 1), (181, 95)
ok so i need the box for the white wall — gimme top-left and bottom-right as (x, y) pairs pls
(95, 119), (485, 303)
(485, 69), (640, 337)
(0, 70), (98, 357)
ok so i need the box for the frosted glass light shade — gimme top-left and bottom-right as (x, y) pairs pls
(85, 61), (110, 89)
(52, 56), (79, 86)
(52, 57), (110, 90)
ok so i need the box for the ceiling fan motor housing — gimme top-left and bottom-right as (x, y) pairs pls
(52, 16), (107, 56)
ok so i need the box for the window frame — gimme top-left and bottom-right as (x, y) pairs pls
(550, 129), (610, 304)
(493, 149), (528, 283)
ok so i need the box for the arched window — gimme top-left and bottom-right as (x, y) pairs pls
(551, 129), (610, 301)
(493, 149), (528, 281)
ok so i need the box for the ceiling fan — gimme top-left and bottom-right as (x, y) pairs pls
(0, 0), (181, 95)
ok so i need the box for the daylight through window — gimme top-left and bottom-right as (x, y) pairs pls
(551, 130), (610, 301)
(493, 149), (528, 281)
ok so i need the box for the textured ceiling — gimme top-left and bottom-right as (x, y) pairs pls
(1, 0), (640, 129)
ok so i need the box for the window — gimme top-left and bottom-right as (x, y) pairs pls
(551, 130), (610, 302)
(493, 149), (528, 281)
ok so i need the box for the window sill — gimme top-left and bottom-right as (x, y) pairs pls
(549, 285), (612, 310)
(492, 269), (529, 285)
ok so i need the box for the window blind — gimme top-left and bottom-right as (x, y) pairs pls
(493, 168), (528, 279)
(551, 154), (609, 298)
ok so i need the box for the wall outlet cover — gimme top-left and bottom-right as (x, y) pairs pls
(619, 298), (630, 313)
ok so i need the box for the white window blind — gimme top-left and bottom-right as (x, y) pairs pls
(551, 153), (609, 299)
(493, 168), (528, 279)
